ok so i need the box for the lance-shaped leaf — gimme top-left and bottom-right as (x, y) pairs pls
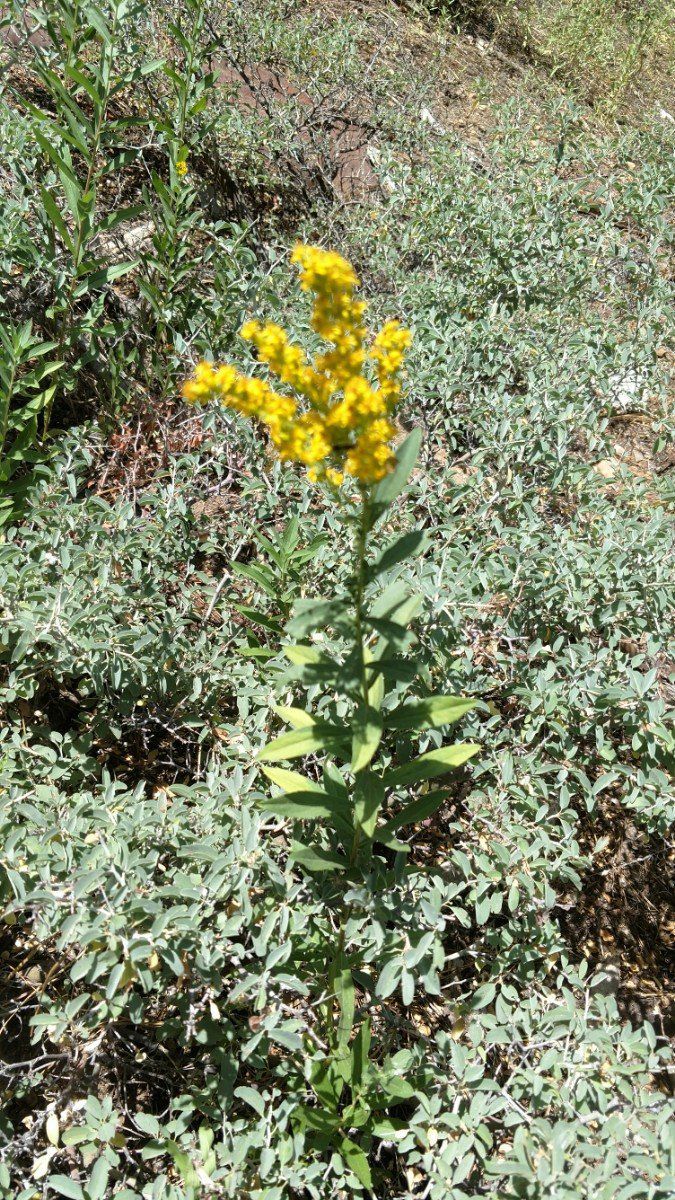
(257, 723), (346, 763)
(324, 760), (349, 800)
(367, 584), (423, 643)
(272, 704), (317, 729)
(340, 1137), (373, 1192)
(260, 791), (349, 820)
(282, 644), (341, 682)
(376, 789), (450, 839)
(290, 842), (349, 873)
(367, 655), (418, 686)
(351, 705), (383, 773)
(330, 956), (355, 1047)
(369, 578), (413, 621)
(286, 599), (349, 638)
(72, 260), (139, 298)
(232, 560), (277, 598)
(233, 605), (282, 633)
(353, 773), (384, 840)
(370, 428), (422, 524)
(350, 1017), (372, 1087)
(386, 696), (477, 732)
(382, 743), (479, 789)
(260, 765), (323, 793)
(365, 645), (385, 711)
(369, 530), (429, 581)
(283, 644), (322, 665)
(259, 765), (351, 824)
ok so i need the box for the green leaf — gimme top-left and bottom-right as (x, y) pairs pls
(232, 561), (277, 598)
(233, 1086), (266, 1117)
(33, 128), (80, 203)
(377, 788), (449, 838)
(470, 982), (497, 1010)
(386, 696), (476, 732)
(46, 1178), (85, 1200)
(311, 1056), (345, 1107)
(371, 1117), (407, 1137)
(368, 656), (418, 686)
(272, 704), (317, 729)
(369, 579), (411, 621)
(260, 765), (322, 793)
(283, 644), (322, 665)
(40, 186), (73, 251)
(105, 961), (125, 999)
(373, 829), (409, 853)
(233, 605), (282, 633)
(369, 530), (428, 579)
(83, 6), (111, 40)
(295, 1104), (339, 1136)
(64, 63), (104, 106)
(258, 724), (345, 763)
(290, 842), (349, 873)
(86, 1156), (110, 1200)
(351, 705), (383, 773)
(371, 428), (422, 521)
(376, 958), (400, 999)
(380, 1073), (415, 1101)
(353, 773), (384, 839)
(382, 743), (479, 789)
(340, 1138), (373, 1192)
(368, 582), (424, 633)
(135, 1112), (162, 1137)
(365, 645), (384, 711)
(260, 791), (348, 820)
(351, 1018), (372, 1086)
(95, 204), (146, 234)
(331, 957), (355, 1047)
(286, 599), (348, 637)
(323, 760), (349, 802)
(72, 261), (138, 298)
(254, 530), (284, 569)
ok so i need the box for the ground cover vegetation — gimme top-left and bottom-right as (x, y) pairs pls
(0, 0), (674, 1197)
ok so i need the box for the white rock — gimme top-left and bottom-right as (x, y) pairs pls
(420, 107), (445, 134)
(607, 368), (647, 413)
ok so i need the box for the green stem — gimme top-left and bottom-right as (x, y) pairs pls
(325, 489), (372, 1042)
(353, 487), (371, 709)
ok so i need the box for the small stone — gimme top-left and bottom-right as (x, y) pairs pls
(594, 458), (619, 480)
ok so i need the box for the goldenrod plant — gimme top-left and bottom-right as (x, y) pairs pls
(183, 246), (479, 1182)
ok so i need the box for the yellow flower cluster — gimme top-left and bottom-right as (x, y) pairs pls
(182, 244), (411, 485)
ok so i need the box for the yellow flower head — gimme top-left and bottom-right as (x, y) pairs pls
(176, 159), (188, 177)
(181, 244), (411, 487)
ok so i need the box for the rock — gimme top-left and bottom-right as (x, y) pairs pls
(420, 107), (445, 134)
(594, 458), (620, 480)
(607, 368), (647, 414)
